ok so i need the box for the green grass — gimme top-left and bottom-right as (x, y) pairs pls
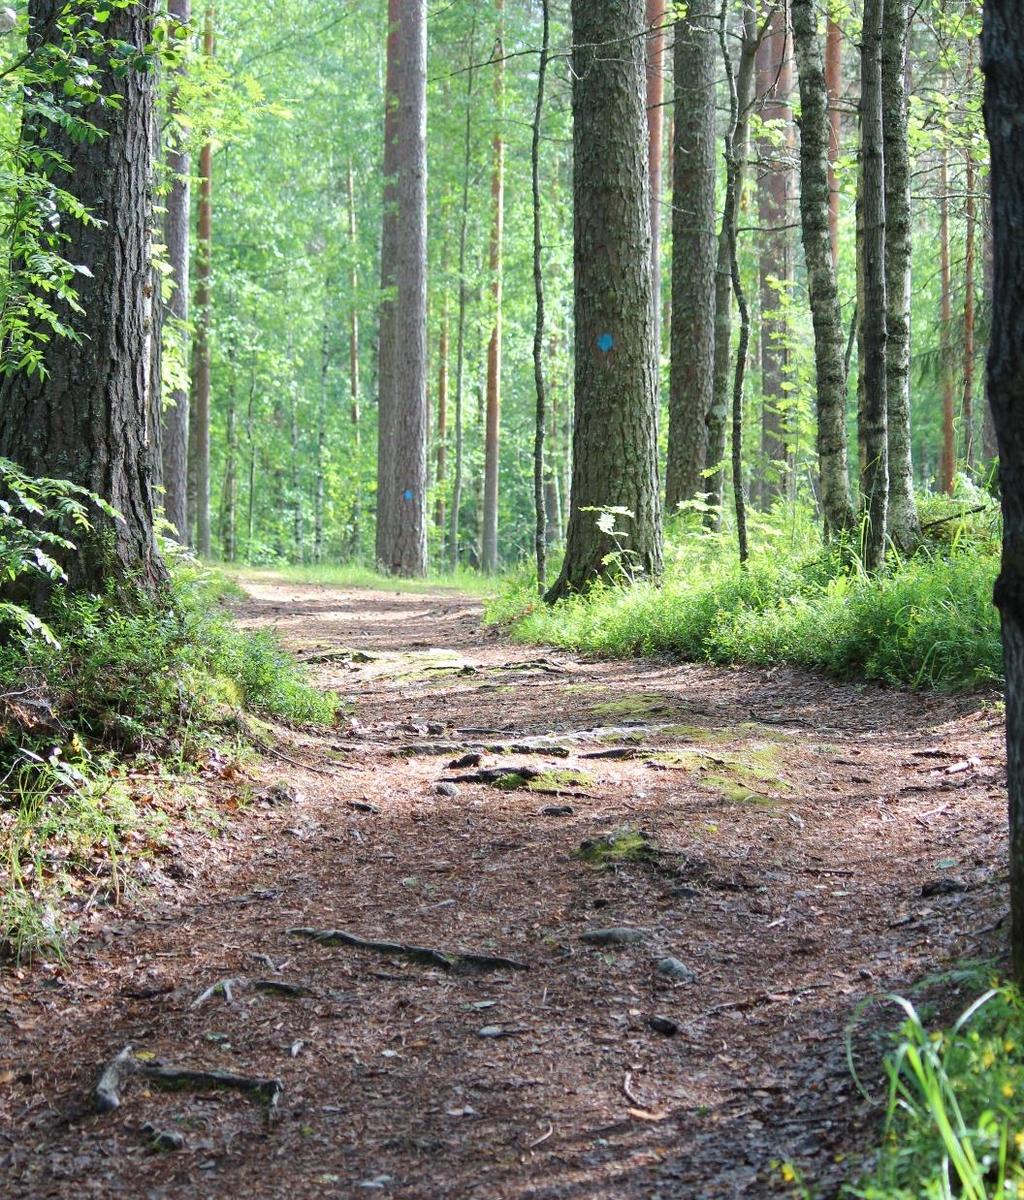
(847, 982), (1024, 1199)
(488, 534), (1002, 693)
(0, 554), (340, 960)
(225, 560), (499, 597)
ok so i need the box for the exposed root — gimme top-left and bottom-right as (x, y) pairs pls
(289, 927), (528, 974)
(95, 1045), (282, 1115)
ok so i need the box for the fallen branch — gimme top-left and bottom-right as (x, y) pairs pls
(289, 927), (528, 974)
(191, 978), (237, 1009)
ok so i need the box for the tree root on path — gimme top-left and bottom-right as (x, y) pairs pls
(289, 927), (528, 974)
(95, 1045), (282, 1115)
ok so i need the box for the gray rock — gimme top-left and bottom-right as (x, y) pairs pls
(580, 927), (647, 947)
(434, 781), (460, 798)
(656, 956), (697, 983)
(647, 1014), (679, 1036)
(152, 1129), (185, 1152)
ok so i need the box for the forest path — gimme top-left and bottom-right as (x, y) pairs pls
(1, 576), (1009, 1198)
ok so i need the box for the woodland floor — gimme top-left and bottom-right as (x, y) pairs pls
(0, 576), (1012, 1199)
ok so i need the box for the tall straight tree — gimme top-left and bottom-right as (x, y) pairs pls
(548, 0), (663, 599)
(191, 1), (214, 558)
(756, 3), (794, 504)
(665, 0), (718, 514)
(859, 0), (889, 571)
(481, 0), (505, 575)
(646, 0), (667, 347)
(792, 0), (856, 539)
(981, 0), (1024, 984)
(824, 3), (843, 265)
(881, 0), (919, 551)
(0, 0), (165, 593)
(160, 0), (191, 544)
(938, 153), (956, 495)
(376, 0), (428, 576)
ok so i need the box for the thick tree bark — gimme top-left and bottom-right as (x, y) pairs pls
(792, 0), (856, 539)
(481, 1), (505, 575)
(666, 0), (718, 514)
(375, 0), (428, 576)
(858, 0), (889, 571)
(160, 0), (191, 544)
(939, 154), (956, 496)
(646, 0), (667, 350)
(881, 0), (919, 552)
(756, 3), (794, 506)
(191, 2), (214, 559)
(547, 0), (663, 600)
(981, 0), (1024, 985)
(824, 4), (843, 267)
(0, 0), (165, 594)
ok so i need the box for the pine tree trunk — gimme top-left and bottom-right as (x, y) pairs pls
(347, 159), (362, 557)
(221, 381), (237, 563)
(448, 20), (476, 571)
(981, 0), (1024, 985)
(532, 0), (550, 591)
(666, 0), (718, 513)
(757, 3), (794, 507)
(434, 233), (449, 532)
(858, 0), (889, 571)
(939, 153), (956, 496)
(548, 0), (663, 600)
(0, 0), (166, 594)
(376, 0), (428, 576)
(792, 0), (856, 539)
(160, 0), (191, 543)
(481, 0), (505, 575)
(646, 0), (667, 350)
(192, 2), (214, 559)
(882, 0), (919, 552)
(314, 323), (329, 564)
(825, 4), (843, 267)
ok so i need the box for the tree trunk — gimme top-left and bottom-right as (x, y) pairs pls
(981, 0), (1024, 985)
(347, 159), (362, 558)
(376, 0), (428, 576)
(666, 0), (718, 514)
(939, 153), (956, 496)
(192, 2), (214, 559)
(548, 0), (663, 600)
(825, 3), (843, 267)
(482, 0), (505, 575)
(434, 234), (449, 532)
(706, 2), (758, 529)
(448, 18), (476, 571)
(964, 142), (977, 473)
(756, 2), (794, 507)
(792, 0), (857, 539)
(220, 379), (237, 563)
(858, 0), (889, 571)
(532, 0), (550, 592)
(646, 0), (667, 350)
(314, 323), (329, 564)
(160, 0), (191, 544)
(0, 0), (166, 594)
(882, 0), (919, 552)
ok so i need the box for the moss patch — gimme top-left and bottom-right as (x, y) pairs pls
(590, 693), (679, 719)
(576, 828), (657, 866)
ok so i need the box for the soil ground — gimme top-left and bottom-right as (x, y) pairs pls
(0, 577), (1010, 1198)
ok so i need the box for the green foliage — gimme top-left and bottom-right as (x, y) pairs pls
(488, 517), (1001, 692)
(849, 984), (1024, 1199)
(0, 455), (115, 644)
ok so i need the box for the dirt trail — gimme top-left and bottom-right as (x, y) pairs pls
(0, 578), (1009, 1198)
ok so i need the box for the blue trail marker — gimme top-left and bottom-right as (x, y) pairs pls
(597, 332), (614, 353)
(402, 488), (415, 502)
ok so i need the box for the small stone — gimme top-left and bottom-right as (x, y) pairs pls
(647, 1015), (679, 1036)
(920, 878), (968, 898)
(348, 799), (381, 814)
(478, 1025), (505, 1038)
(152, 1129), (185, 1152)
(259, 782), (301, 806)
(669, 886), (700, 899)
(656, 956), (697, 983)
(580, 927), (647, 947)
(426, 722), (446, 736)
(434, 782), (460, 798)
(449, 753), (482, 769)
(540, 804), (574, 817)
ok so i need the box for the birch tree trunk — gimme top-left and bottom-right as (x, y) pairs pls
(882, 0), (919, 552)
(548, 0), (663, 599)
(792, 0), (856, 539)
(825, 4), (843, 266)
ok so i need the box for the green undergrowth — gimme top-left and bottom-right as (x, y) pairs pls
(844, 978), (1024, 1199)
(225, 560), (499, 597)
(489, 506), (1001, 692)
(0, 554), (339, 961)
